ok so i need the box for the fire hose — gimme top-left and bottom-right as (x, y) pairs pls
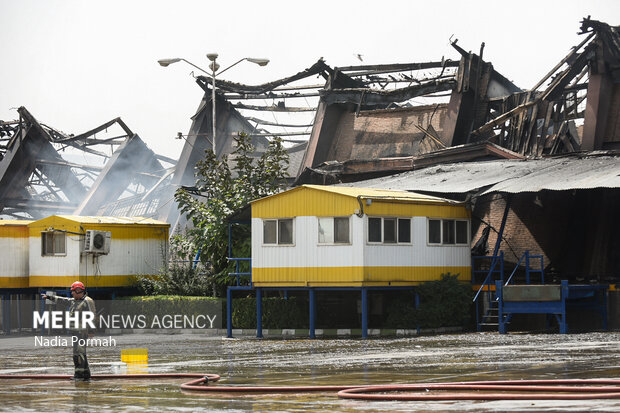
(2, 374), (620, 401)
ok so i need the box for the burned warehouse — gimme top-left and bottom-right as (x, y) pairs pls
(1, 17), (620, 334)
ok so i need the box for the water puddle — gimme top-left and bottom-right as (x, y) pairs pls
(1, 332), (620, 411)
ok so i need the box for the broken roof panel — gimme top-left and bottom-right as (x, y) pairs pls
(345, 153), (620, 195)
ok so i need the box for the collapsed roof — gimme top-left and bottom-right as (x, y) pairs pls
(0, 107), (174, 219)
(2, 18), (618, 225)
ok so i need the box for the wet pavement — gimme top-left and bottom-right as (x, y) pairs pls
(1, 332), (620, 411)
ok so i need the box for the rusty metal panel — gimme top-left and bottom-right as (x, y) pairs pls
(503, 285), (561, 302)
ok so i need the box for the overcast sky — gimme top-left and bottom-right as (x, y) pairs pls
(1, 0), (618, 159)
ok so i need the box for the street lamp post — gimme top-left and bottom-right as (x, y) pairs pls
(158, 55), (269, 157)
(206, 54), (219, 156)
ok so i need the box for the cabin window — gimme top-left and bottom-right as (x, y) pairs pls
(278, 219), (293, 244)
(318, 217), (350, 244)
(41, 231), (66, 256)
(428, 219), (468, 245)
(263, 219), (294, 245)
(398, 218), (411, 243)
(443, 220), (456, 244)
(368, 218), (382, 243)
(428, 219), (441, 244)
(368, 217), (411, 244)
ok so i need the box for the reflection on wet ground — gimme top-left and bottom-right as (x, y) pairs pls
(1, 332), (620, 411)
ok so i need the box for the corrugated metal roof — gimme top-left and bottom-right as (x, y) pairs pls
(0, 220), (33, 226)
(345, 154), (620, 194)
(302, 185), (461, 203)
(51, 215), (168, 225)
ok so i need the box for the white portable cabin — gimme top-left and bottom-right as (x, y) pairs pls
(28, 216), (169, 288)
(250, 185), (471, 287)
(0, 220), (33, 288)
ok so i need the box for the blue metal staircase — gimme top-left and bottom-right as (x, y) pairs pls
(473, 250), (545, 332)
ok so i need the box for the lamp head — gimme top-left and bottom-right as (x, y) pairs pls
(206, 53), (218, 62)
(246, 58), (270, 66)
(157, 58), (182, 67)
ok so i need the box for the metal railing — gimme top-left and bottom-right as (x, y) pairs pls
(228, 257), (251, 286)
(505, 251), (545, 286)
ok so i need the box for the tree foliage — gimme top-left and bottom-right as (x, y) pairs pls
(174, 132), (289, 294)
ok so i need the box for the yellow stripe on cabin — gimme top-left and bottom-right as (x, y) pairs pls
(252, 266), (471, 287)
(29, 275), (141, 288)
(0, 277), (29, 288)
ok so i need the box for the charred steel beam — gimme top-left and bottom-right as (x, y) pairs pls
(319, 79), (456, 105)
(74, 134), (163, 215)
(222, 91), (321, 100)
(233, 102), (316, 112)
(358, 74), (457, 86)
(247, 132), (310, 137)
(154, 154), (178, 165)
(34, 159), (103, 172)
(59, 117), (134, 143)
(12, 108), (88, 201)
(245, 117), (313, 128)
(73, 135), (129, 146)
(196, 59), (333, 94)
(274, 84), (325, 91)
(335, 61), (460, 75)
(1, 197), (77, 210)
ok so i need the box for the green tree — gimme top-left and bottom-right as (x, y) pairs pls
(174, 132), (289, 295)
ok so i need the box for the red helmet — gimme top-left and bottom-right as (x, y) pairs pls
(71, 281), (86, 291)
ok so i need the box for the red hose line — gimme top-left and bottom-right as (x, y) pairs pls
(337, 381), (620, 401)
(0, 373), (221, 381)
(2, 374), (620, 401)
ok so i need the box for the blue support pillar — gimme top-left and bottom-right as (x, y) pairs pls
(415, 291), (421, 335)
(496, 281), (507, 334)
(226, 287), (233, 338)
(361, 288), (368, 339)
(40, 292), (45, 336)
(602, 287), (608, 331)
(309, 289), (316, 339)
(2, 294), (9, 335)
(559, 280), (568, 334)
(256, 288), (263, 338)
(525, 251), (531, 284)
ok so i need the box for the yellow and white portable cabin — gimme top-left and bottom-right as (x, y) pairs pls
(28, 216), (169, 288)
(250, 185), (471, 287)
(0, 220), (33, 288)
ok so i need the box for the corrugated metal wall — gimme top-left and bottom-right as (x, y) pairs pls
(0, 222), (30, 288)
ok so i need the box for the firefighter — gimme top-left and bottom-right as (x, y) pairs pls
(42, 281), (96, 380)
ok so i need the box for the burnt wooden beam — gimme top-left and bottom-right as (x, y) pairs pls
(531, 32), (595, 92)
(541, 44), (595, 102)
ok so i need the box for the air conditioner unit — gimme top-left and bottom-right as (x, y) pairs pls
(83, 230), (111, 254)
